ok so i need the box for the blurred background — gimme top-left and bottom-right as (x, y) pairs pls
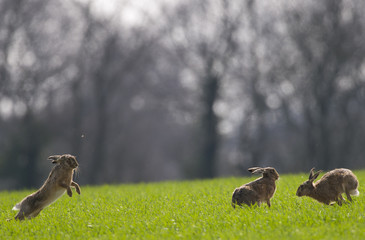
(1, 0), (365, 190)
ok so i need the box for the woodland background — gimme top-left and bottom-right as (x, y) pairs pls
(1, 0), (365, 189)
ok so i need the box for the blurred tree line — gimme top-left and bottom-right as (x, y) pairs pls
(1, 0), (365, 189)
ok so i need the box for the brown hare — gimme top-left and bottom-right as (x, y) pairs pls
(232, 167), (279, 208)
(296, 168), (359, 206)
(12, 154), (81, 220)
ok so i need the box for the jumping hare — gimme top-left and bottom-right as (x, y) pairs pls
(296, 168), (359, 206)
(12, 154), (81, 220)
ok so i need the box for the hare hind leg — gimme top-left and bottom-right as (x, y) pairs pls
(337, 194), (347, 206)
(345, 191), (353, 202)
(14, 208), (35, 220)
(14, 203), (33, 220)
(14, 211), (26, 221)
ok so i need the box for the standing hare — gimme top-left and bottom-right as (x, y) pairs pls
(232, 167), (279, 208)
(296, 168), (359, 205)
(12, 154), (81, 220)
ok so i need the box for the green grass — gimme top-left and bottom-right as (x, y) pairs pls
(1, 170), (365, 239)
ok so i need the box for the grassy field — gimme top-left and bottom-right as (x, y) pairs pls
(1, 170), (365, 239)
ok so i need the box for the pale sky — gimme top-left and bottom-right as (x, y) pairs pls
(83, 0), (171, 25)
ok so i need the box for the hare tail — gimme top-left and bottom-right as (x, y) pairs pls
(350, 189), (359, 196)
(12, 203), (21, 211)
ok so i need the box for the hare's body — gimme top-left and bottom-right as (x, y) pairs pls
(296, 168), (359, 205)
(232, 167), (279, 207)
(232, 176), (277, 207)
(13, 154), (81, 220)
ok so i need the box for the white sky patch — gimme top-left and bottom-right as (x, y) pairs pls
(179, 68), (198, 90)
(0, 98), (27, 119)
(0, 98), (13, 119)
(79, 0), (173, 26)
(280, 80), (294, 95)
(266, 94), (281, 109)
(219, 120), (234, 135)
(338, 76), (354, 91)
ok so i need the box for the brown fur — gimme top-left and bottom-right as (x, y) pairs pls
(12, 154), (81, 220)
(296, 168), (359, 206)
(232, 167), (279, 208)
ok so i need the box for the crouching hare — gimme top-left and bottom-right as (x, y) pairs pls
(12, 154), (81, 220)
(232, 167), (279, 208)
(296, 168), (359, 206)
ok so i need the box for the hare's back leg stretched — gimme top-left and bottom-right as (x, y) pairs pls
(14, 210), (26, 220)
(15, 205), (33, 220)
(15, 197), (43, 220)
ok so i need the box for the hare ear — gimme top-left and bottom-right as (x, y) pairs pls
(311, 170), (322, 181)
(248, 167), (264, 174)
(308, 167), (315, 180)
(48, 155), (61, 164)
(248, 167), (259, 173)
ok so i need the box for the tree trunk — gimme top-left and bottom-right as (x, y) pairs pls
(198, 63), (219, 178)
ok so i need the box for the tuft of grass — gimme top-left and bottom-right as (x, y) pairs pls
(1, 170), (365, 239)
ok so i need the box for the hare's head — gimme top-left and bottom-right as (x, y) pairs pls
(248, 167), (279, 180)
(296, 168), (322, 197)
(48, 154), (79, 169)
